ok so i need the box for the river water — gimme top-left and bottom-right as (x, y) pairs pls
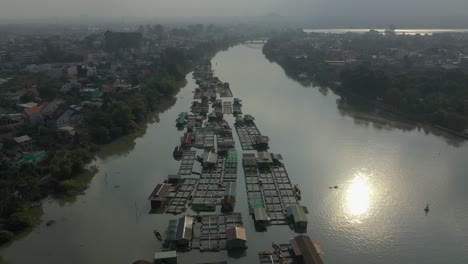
(2, 44), (468, 264)
(303, 28), (468, 35)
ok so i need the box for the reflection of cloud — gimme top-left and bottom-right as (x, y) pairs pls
(346, 172), (372, 218)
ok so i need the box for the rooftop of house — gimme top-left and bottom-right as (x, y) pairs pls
(14, 135), (32, 143)
(226, 226), (247, 241)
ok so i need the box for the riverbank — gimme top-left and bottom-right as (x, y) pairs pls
(0, 39), (239, 248)
(262, 31), (468, 140)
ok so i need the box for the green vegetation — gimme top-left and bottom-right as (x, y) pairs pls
(340, 66), (468, 131)
(263, 31), (468, 133)
(0, 37), (237, 244)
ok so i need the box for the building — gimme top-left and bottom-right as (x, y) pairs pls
(148, 183), (171, 209)
(255, 135), (270, 150)
(257, 151), (273, 167)
(289, 235), (323, 264)
(287, 205), (308, 229)
(181, 132), (195, 148)
(226, 226), (247, 250)
(154, 251), (177, 264)
(13, 135), (33, 151)
(104, 31), (143, 52)
(222, 182), (236, 211)
(167, 174), (181, 183)
(23, 103), (47, 125)
(201, 151), (217, 168)
(253, 207), (270, 229)
(242, 153), (257, 167)
(0, 113), (24, 129)
(81, 88), (100, 99)
(175, 216), (194, 246)
(47, 105), (82, 129)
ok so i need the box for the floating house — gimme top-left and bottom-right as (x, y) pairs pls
(201, 151), (218, 168)
(175, 216), (194, 246)
(242, 153), (257, 167)
(253, 207), (270, 228)
(148, 183), (171, 209)
(226, 226), (247, 250)
(289, 235), (323, 264)
(154, 251), (178, 264)
(222, 182), (236, 211)
(243, 114), (255, 124)
(287, 205), (308, 229)
(257, 151), (273, 167)
(255, 135), (270, 150)
(181, 132), (195, 148)
(167, 174), (181, 184)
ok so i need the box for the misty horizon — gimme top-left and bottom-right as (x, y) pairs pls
(1, 0), (468, 28)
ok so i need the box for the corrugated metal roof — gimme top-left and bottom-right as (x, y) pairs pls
(226, 226), (247, 241)
(202, 151), (217, 164)
(154, 251), (177, 260)
(290, 235), (323, 264)
(224, 182), (236, 197)
(290, 205), (308, 223)
(148, 183), (171, 201)
(176, 216), (194, 241)
(14, 135), (32, 143)
(254, 207), (270, 221)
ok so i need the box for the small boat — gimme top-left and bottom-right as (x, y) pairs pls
(173, 146), (183, 159)
(293, 185), (302, 200)
(154, 230), (162, 241)
(424, 203), (430, 213)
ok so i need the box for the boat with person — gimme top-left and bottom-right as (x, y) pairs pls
(154, 230), (162, 241)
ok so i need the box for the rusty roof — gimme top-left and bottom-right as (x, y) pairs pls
(289, 235), (323, 264)
(24, 102), (48, 116)
(226, 226), (247, 241)
(148, 183), (171, 201)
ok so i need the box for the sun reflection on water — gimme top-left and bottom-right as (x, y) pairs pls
(346, 172), (372, 217)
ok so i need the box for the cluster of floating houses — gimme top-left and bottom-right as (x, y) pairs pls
(143, 61), (323, 264)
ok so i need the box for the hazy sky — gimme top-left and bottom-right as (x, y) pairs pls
(1, 0), (467, 20)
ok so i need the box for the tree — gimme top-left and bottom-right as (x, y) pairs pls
(0, 230), (14, 244)
(6, 211), (35, 233)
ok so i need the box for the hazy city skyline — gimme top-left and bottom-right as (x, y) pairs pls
(1, 0), (468, 21)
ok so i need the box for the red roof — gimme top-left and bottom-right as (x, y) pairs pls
(148, 183), (171, 201)
(289, 235), (323, 264)
(24, 102), (48, 116)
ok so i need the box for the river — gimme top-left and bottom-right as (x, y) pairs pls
(304, 28), (468, 35)
(2, 44), (468, 264)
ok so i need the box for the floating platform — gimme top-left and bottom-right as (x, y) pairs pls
(166, 179), (198, 214)
(244, 160), (299, 225)
(192, 213), (243, 251)
(178, 151), (196, 175)
(258, 244), (294, 264)
(192, 157), (237, 211)
(235, 123), (261, 150)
